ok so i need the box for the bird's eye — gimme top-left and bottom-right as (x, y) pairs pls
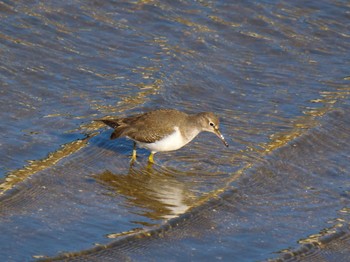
(209, 122), (215, 127)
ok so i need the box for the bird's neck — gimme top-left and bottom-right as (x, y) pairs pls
(181, 114), (202, 141)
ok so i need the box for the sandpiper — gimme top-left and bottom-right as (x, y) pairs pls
(98, 109), (228, 163)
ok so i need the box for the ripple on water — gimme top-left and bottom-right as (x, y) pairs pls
(1, 0), (350, 261)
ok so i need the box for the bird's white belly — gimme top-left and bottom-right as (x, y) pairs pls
(136, 126), (187, 153)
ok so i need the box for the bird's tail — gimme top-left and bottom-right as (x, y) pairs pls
(96, 119), (126, 140)
(96, 119), (120, 129)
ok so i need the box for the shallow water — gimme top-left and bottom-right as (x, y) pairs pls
(1, 0), (350, 261)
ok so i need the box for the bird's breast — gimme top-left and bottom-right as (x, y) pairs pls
(136, 126), (189, 153)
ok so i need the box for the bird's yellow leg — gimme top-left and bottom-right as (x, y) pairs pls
(131, 142), (137, 162)
(148, 152), (155, 164)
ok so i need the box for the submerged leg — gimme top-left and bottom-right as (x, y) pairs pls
(148, 152), (155, 164)
(131, 142), (137, 162)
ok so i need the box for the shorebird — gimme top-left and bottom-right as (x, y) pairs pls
(98, 109), (228, 163)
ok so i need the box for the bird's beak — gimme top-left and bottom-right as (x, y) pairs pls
(214, 128), (229, 147)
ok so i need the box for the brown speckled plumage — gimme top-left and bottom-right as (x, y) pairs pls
(97, 109), (228, 163)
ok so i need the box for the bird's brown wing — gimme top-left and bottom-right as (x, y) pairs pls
(98, 109), (186, 142)
(120, 109), (185, 143)
(123, 124), (175, 143)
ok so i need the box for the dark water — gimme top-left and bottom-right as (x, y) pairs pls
(1, 0), (350, 261)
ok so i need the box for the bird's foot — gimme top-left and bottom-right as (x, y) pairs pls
(148, 153), (155, 164)
(130, 149), (137, 163)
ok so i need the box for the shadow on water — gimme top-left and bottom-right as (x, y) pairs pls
(94, 165), (195, 223)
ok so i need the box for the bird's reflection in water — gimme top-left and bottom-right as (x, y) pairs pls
(94, 163), (194, 222)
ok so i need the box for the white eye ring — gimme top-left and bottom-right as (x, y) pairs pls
(209, 122), (215, 127)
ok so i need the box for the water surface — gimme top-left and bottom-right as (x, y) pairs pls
(1, 0), (350, 261)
